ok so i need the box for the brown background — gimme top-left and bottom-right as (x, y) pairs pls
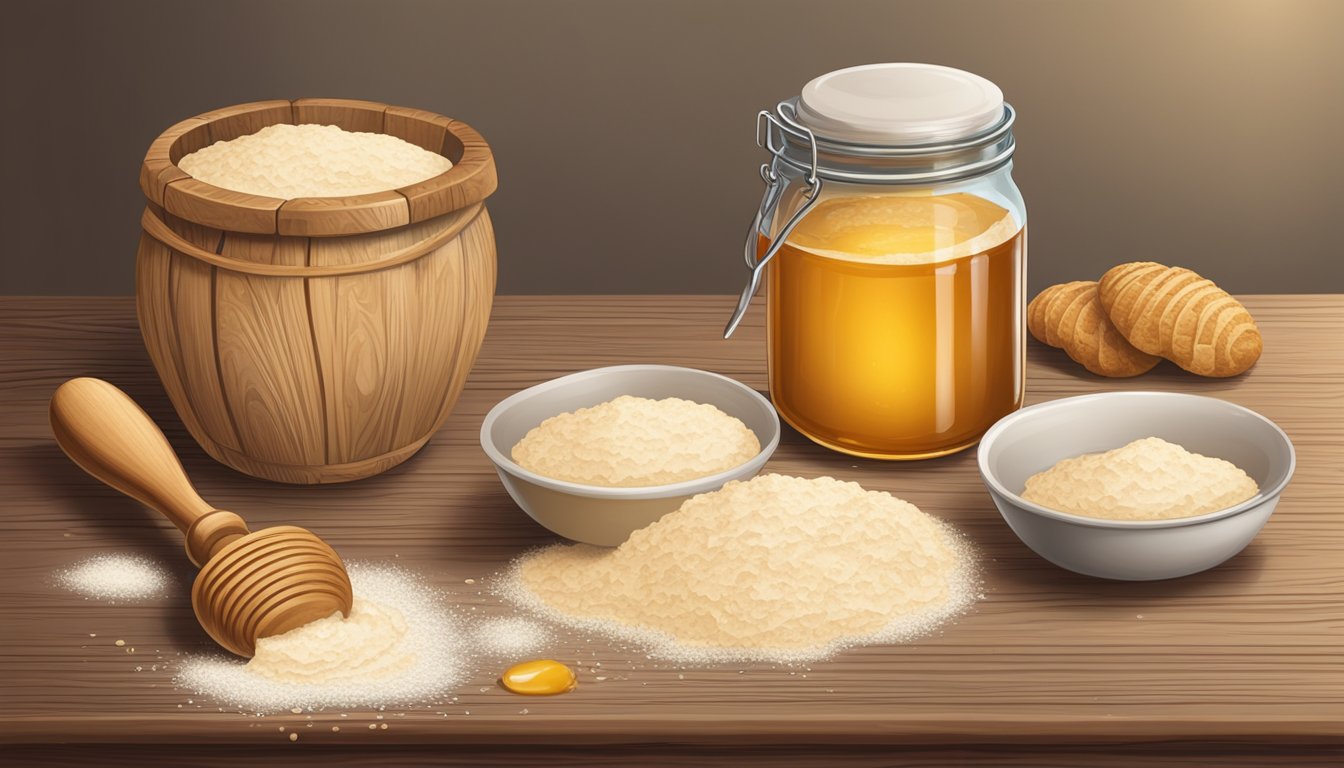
(3, 0), (1342, 296)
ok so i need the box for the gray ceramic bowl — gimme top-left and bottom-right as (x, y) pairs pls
(480, 365), (780, 546)
(978, 392), (1294, 581)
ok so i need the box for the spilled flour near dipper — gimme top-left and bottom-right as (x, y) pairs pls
(57, 554), (172, 601)
(504, 474), (977, 663)
(178, 565), (464, 711)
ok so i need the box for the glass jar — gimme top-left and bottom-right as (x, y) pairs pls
(725, 64), (1026, 460)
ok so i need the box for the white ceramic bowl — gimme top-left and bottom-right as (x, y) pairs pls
(977, 392), (1295, 581)
(480, 365), (780, 546)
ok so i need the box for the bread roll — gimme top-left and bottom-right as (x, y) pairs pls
(1028, 281), (1160, 378)
(1098, 262), (1261, 377)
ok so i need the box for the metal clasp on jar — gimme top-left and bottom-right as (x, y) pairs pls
(723, 111), (824, 339)
(722, 101), (1018, 338)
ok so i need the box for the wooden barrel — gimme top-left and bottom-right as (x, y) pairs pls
(136, 98), (497, 484)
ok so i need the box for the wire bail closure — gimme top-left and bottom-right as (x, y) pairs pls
(723, 111), (823, 339)
(722, 97), (1018, 338)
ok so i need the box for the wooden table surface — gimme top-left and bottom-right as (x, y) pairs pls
(1, 295), (1341, 767)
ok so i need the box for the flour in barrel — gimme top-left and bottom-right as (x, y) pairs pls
(178, 123), (452, 199)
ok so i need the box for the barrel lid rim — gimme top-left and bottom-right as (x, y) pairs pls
(138, 98), (496, 236)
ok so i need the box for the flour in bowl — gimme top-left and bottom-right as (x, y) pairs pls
(510, 395), (760, 487)
(1022, 436), (1259, 520)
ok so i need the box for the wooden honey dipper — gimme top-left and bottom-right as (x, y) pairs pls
(50, 377), (353, 657)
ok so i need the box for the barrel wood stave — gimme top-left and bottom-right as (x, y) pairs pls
(136, 100), (497, 484)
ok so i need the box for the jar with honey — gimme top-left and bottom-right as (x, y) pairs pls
(725, 64), (1026, 460)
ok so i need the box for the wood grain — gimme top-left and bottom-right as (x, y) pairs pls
(162, 177), (284, 235)
(278, 191), (411, 237)
(135, 100), (499, 483)
(306, 227), (417, 463)
(3, 744), (1342, 768)
(197, 100), (295, 145)
(384, 105), (452, 153)
(212, 269), (327, 467)
(0, 295), (1340, 765)
(136, 203), (495, 483)
(136, 232), (242, 453)
(397, 118), (498, 223)
(140, 204), (484, 277)
(140, 169), (494, 483)
(218, 230), (306, 267)
(291, 98), (387, 133)
(138, 117), (205, 207)
(436, 208), (497, 428)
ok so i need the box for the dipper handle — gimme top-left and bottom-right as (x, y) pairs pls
(50, 377), (249, 566)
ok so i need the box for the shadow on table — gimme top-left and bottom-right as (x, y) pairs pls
(995, 537), (1271, 599)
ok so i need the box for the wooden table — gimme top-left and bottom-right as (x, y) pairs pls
(1, 295), (1341, 767)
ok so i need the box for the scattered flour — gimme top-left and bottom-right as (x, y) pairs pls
(471, 616), (552, 657)
(177, 565), (464, 711)
(504, 474), (976, 663)
(511, 395), (760, 487)
(245, 597), (413, 686)
(178, 123), (452, 199)
(57, 554), (171, 601)
(1022, 436), (1259, 520)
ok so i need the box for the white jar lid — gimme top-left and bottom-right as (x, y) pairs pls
(795, 63), (1004, 145)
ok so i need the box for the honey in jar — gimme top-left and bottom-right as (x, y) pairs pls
(725, 63), (1027, 459)
(766, 192), (1024, 458)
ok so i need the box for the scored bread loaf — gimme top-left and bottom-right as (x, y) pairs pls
(1027, 281), (1160, 377)
(1097, 262), (1262, 377)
